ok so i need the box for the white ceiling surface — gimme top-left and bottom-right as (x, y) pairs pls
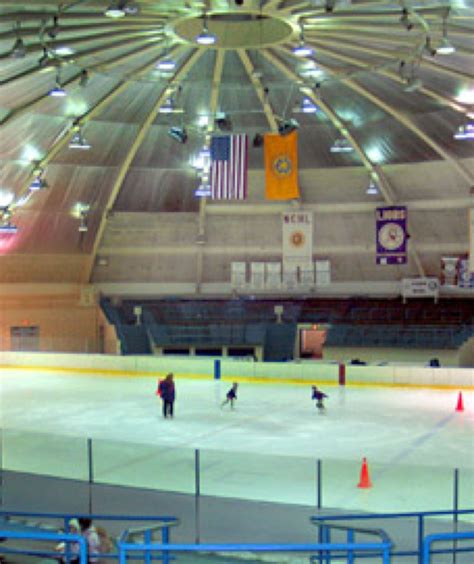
(0, 0), (473, 295)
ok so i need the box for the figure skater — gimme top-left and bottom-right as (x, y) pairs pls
(221, 382), (238, 409)
(311, 385), (328, 411)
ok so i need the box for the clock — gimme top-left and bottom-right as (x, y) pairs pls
(378, 222), (405, 250)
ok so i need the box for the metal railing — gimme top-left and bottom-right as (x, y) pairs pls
(117, 540), (393, 564)
(0, 530), (87, 563)
(422, 531), (474, 564)
(311, 510), (474, 564)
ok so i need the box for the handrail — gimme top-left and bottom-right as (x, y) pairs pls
(312, 509), (474, 564)
(117, 540), (393, 564)
(422, 531), (474, 564)
(0, 530), (87, 564)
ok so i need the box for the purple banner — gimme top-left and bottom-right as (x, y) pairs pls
(375, 206), (407, 265)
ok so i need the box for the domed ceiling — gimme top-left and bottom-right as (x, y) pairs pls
(0, 0), (473, 296)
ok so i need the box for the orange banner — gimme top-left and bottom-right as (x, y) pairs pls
(264, 130), (300, 200)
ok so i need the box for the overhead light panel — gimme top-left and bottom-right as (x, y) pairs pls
(453, 123), (474, 140)
(105, 2), (126, 18)
(49, 83), (67, 97)
(54, 45), (75, 56)
(0, 223), (18, 234)
(157, 56), (176, 71)
(29, 176), (48, 191)
(293, 26), (313, 57)
(437, 14), (455, 55)
(366, 180), (379, 195)
(195, 184), (212, 197)
(195, 15), (216, 45)
(69, 131), (91, 150)
(167, 127), (188, 144)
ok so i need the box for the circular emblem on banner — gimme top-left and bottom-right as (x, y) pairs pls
(378, 222), (405, 250)
(273, 155), (292, 177)
(290, 230), (305, 248)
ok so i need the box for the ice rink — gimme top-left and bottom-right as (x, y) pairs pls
(1, 368), (473, 514)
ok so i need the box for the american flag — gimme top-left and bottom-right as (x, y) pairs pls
(210, 134), (248, 200)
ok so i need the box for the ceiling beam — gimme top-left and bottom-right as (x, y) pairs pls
(196, 49), (226, 292)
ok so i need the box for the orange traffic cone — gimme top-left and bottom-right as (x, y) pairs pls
(455, 392), (464, 412)
(357, 457), (372, 489)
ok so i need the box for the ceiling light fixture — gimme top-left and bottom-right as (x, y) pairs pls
(105, 2), (127, 18)
(0, 222), (18, 234)
(436, 15), (456, 55)
(48, 82), (67, 97)
(330, 138), (354, 153)
(79, 69), (89, 87)
(11, 37), (26, 58)
(29, 176), (49, 191)
(453, 123), (474, 140)
(400, 8), (413, 31)
(167, 127), (188, 144)
(54, 45), (75, 56)
(366, 180), (379, 195)
(195, 15), (216, 45)
(195, 184), (212, 197)
(157, 57), (176, 71)
(47, 15), (60, 39)
(293, 27), (313, 57)
(69, 130), (91, 150)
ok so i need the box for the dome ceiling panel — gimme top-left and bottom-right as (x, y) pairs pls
(115, 169), (199, 212)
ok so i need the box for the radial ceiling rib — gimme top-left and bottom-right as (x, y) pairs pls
(86, 48), (205, 283)
(196, 49), (226, 291)
(306, 39), (468, 115)
(238, 49), (279, 133)
(265, 49), (426, 276)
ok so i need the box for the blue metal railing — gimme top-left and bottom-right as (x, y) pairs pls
(311, 509), (474, 564)
(422, 531), (474, 563)
(117, 540), (393, 564)
(0, 510), (179, 561)
(0, 530), (87, 563)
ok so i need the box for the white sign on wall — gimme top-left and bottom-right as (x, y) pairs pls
(231, 262), (247, 289)
(282, 211), (313, 269)
(250, 262), (265, 290)
(265, 262), (282, 290)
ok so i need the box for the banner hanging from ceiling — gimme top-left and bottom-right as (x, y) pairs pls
(375, 206), (407, 265)
(264, 130), (300, 200)
(282, 211), (313, 269)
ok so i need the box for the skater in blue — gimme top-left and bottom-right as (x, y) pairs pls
(311, 385), (328, 411)
(221, 382), (238, 409)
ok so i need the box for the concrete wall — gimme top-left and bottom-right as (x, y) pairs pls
(1, 352), (472, 388)
(0, 284), (101, 353)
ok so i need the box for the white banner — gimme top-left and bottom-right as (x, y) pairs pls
(250, 262), (265, 290)
(282, 211), (313, 268)
(265, 262), (282, 290)
(231, 262), (246, 289)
